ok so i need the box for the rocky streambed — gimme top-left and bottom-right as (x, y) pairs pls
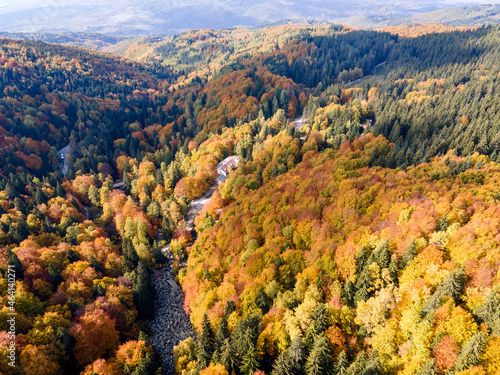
(150, 261), (195, 375)
(150, 168), (230, 374)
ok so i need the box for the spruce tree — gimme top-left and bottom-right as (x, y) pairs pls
(240, 328), (259, 375)
(414, 359), (438, 375)
(335, 351), (349, 375)
(255, 285), (271, 315)
(10, 220), (29, 244)
(272, 352), (293, 375)
(362, 352), (381, 375)
(221, 338), (237, 374)
(123, 239), (139, 266)
(355, 247), (369, 278)
(287, 337), (306, 375)
(400, 240), (417, 269)
(67, 248), (79, 263)
(388, 255), (399, 286)
(454, 332), (486, 372)
(5, 248), (23, 278)
(305, 333), (335, 375)
(305, 304), (329, 349)
(224, 300), (236, 320)
(374, 240), (391, 270)
(354, 269), (371, 305)
(152, 241), (167, 265)
(133, 262), (155, 320)
(475, 290), (500, 334)
(421, 269), (464, 317)
(48, 263), (63, 288)
(343, 281), (356, 307)
(212, 315), (230, 364)
(346, 352), (367, 375)
(196, 313), (215, 371)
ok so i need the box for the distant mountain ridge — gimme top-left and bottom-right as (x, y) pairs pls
(379, 3), (500, 27)
(1, 0), (499, 36)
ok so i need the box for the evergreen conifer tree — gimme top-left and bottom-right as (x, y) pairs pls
(306, 304), (329, 349)
(288, 338), (306, 375)
(5, 248), (23, 278)
(196, 313), (215, 371)
(240, 328), (259, 375)
(414, 359), (438, 375)
(272, 352), (293, 375)
(48, 263), (63, 288)
(335, 351), (349, 375)
(133, 262), (155, 320)
(346, 352), (367, 375)
(400, 240), (417, 269)
(305, 333), (334, 375)
(212, 314), (230, 364)
(221, 338), (237, 374)
(454, 332), (486, 372)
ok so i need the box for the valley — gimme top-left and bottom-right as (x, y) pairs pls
(1, 17), (500, 375)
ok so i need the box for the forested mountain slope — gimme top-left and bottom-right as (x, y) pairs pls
(179, 132), (500, 375)
(1, 24), (500, 375)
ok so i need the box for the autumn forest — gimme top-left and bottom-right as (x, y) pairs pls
(0, 23), (500, 375)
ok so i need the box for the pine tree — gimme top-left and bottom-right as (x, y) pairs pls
(305, 334), (334, 375)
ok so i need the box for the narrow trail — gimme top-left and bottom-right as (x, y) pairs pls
(346, 60), (387, 86)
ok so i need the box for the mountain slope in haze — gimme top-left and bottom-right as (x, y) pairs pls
(0, 0), (498, 35)
(380, 3), (500, 27)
